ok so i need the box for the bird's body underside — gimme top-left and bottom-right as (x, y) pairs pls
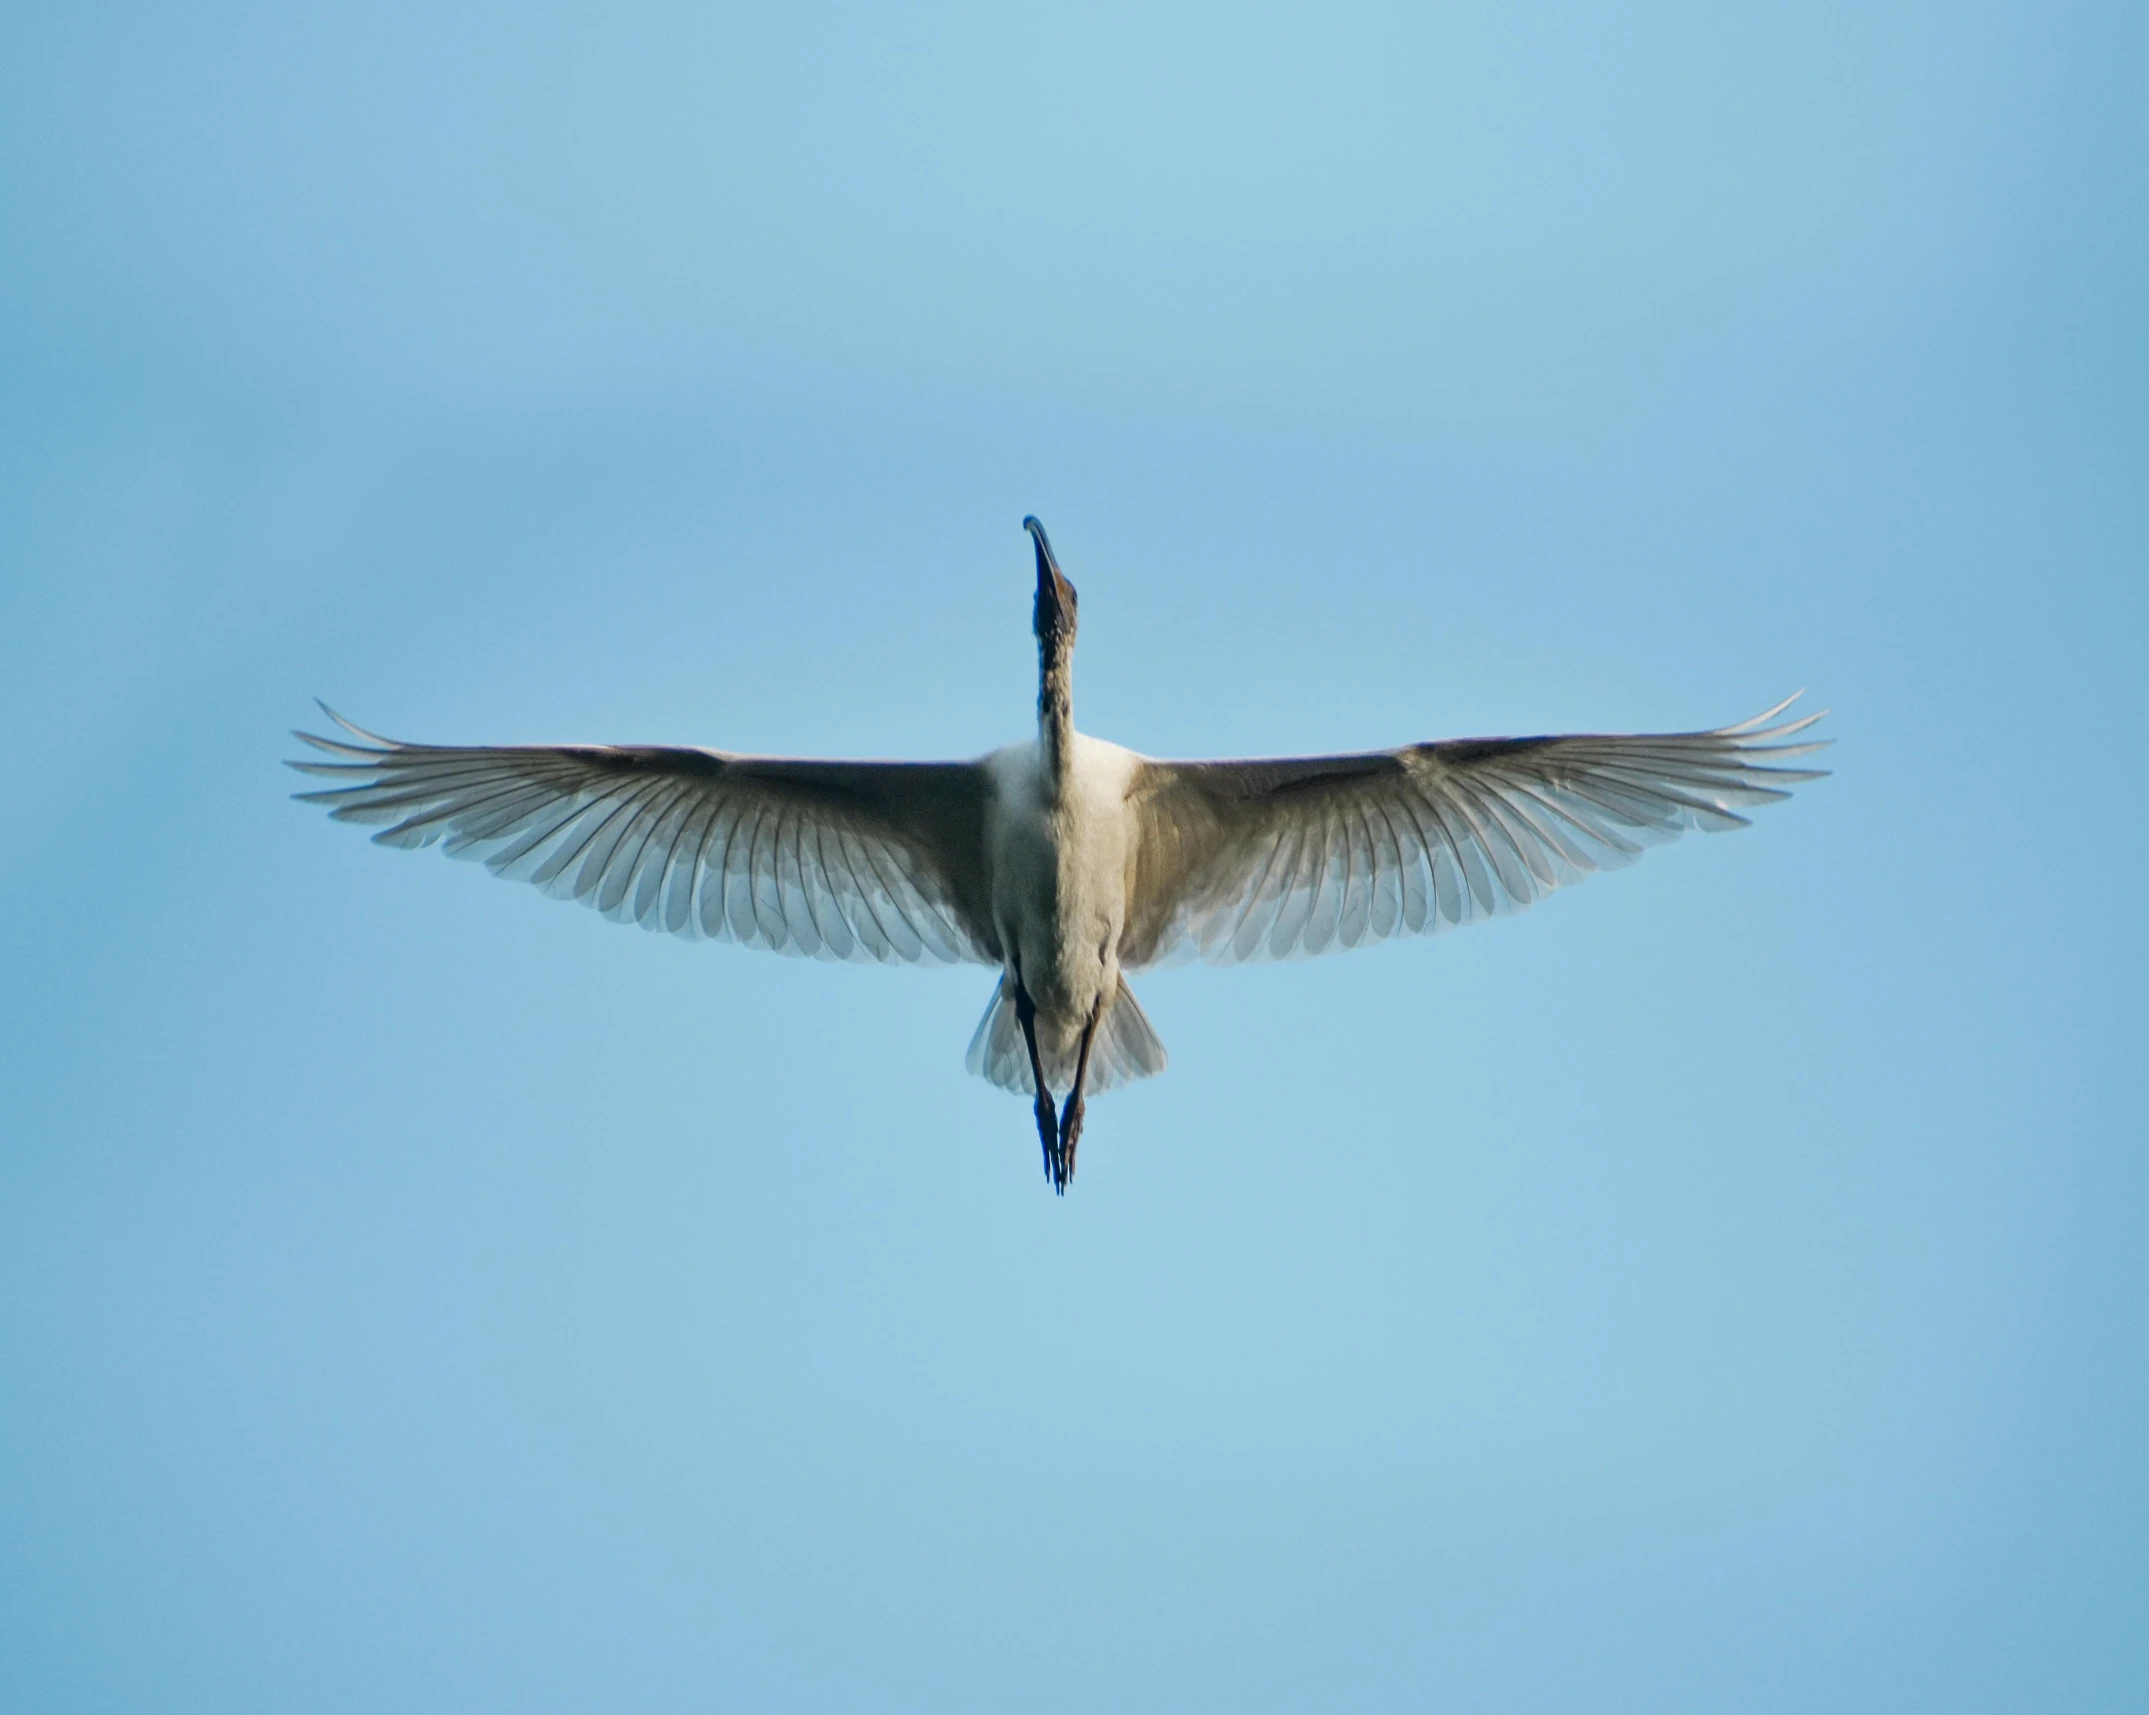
(292, 517), (1828, 1193)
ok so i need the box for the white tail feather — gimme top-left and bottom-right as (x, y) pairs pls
(964, 975), (1168, 1096)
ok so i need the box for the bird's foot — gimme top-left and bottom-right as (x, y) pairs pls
(1033, 1091), (1062, 1193)
(1057, 1093), (1086, 1187)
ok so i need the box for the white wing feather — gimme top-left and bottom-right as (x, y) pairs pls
(289, 708), (998, 966)
(1124, 696), (1828, 966)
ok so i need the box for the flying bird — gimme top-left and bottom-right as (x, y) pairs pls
(292, 518), (1827, 1193)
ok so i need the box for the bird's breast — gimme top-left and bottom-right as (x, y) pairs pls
(983, 734), (1140, 1023)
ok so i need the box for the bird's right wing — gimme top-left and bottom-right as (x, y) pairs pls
(289, 709), (999, 964)
(1120, 696), (1827, 967)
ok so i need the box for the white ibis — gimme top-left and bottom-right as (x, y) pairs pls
(293, 517), (1827, 1192)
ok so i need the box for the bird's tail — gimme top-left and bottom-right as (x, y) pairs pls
(964, 974), (1168, 1097)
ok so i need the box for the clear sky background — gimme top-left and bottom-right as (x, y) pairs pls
(3, 2), (2144, 1710)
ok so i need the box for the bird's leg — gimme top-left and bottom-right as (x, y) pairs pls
(1058, 994), (1103, 1187)
(1014, 981), (1060, 1192)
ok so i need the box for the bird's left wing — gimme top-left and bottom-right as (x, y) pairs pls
(1119, 696), (1827, 967)
(290, 709), (997, 964)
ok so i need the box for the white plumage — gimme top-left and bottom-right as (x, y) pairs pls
(292, 517), (1827, 1191)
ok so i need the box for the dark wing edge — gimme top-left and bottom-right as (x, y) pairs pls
(1121, 694), (1829, 967)
(288, 704), (997, 965)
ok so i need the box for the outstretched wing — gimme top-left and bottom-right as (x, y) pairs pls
(289, 708), (998, 964)
(1121, 696), (1828, 967)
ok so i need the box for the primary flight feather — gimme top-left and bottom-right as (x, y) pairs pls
(292, 518), (1828, 1192)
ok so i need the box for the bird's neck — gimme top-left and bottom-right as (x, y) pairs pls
(1037, 643), (1073, 787)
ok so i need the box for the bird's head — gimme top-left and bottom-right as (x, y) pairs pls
(1025, 516), (1078, 656)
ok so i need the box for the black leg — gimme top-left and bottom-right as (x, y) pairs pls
(1058, 994), (1103, 1187)
(1014, 981), (1060, 1192)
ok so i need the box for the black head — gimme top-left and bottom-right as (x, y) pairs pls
(1025, 516), (1078, 650)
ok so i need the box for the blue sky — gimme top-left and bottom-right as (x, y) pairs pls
(3, 2), (2145, 1709)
